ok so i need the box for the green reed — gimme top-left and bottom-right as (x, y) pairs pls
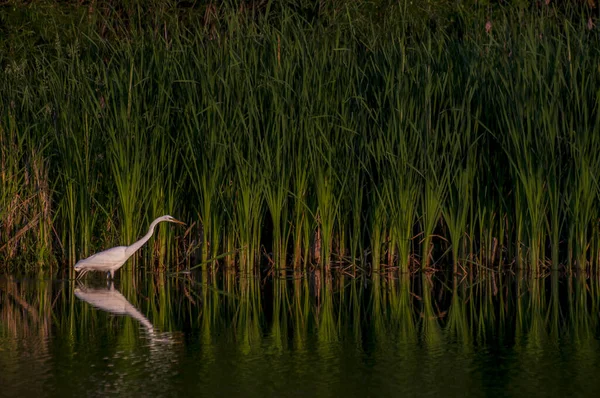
(2, 1), (600, 276)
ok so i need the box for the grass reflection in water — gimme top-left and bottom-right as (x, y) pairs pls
(0, 272), (599, 396)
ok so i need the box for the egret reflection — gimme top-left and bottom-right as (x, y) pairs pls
(75, 282), (154, 333)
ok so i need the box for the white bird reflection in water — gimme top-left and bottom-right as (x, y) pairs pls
(74, 282), (178, 347)
(74, 282), (181, 395)
(75, 282), (155, 332)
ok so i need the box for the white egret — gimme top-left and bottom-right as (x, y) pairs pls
(74, 215), (185, 279)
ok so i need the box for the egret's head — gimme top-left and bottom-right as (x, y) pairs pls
(163, 215), (186, 226)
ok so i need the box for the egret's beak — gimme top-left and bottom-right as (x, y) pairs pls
(171, 218), (186, 226)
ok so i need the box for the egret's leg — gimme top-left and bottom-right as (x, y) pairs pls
(110, 270), (115, 280)
(76, 269), (87, 280)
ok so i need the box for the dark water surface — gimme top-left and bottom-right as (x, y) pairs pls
(1, 272), (600, 397)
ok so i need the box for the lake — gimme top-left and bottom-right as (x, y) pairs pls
(1, 271), (600, 397)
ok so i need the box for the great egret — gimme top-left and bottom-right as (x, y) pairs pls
(74, 215), (185, 279)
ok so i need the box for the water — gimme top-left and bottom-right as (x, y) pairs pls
(1, 272), (600, 397)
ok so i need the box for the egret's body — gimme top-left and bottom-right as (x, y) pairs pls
(74, 215), (185, 279)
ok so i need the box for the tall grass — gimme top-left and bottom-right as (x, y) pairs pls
(1, 1), (600, 275)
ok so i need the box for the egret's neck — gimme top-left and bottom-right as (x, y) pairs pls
(124, 218), (165, 258)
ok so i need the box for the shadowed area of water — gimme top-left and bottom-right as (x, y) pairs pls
(1, 272), (600, 397)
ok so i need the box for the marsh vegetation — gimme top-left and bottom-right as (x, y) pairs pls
(1, 1), (600, 276)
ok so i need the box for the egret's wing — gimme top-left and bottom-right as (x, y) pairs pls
(75, 246), (128, 269)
